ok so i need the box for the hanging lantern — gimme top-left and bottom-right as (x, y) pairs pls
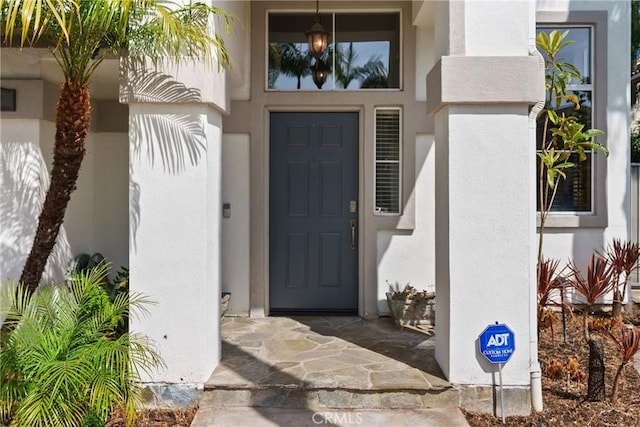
(305, 0), (329, 60)
(311, 60), (328, 89)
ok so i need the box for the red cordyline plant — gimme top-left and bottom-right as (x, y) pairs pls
(607, 326), (640, 402)
(603, 239), (640, 319)
(568, 253), (616, 402)
(537, 257), (571, 342)
(568, 253), (615, 343)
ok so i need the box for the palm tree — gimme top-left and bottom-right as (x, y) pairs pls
(359, 58), (389, 88)
(268, 43), (282, 88)
(334, 43), (389, 89)
(1, 0), (230, 294)
(1, 264), (163, 425)
(276, 42), (312, 89)
(334, 42), (362, 89)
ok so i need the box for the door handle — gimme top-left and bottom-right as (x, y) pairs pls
(350, 220), (357, 250)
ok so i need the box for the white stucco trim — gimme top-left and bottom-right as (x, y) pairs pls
(426, 56), (545, 115)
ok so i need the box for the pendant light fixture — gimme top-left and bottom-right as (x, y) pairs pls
(305, 0), (329, 60)
(311, 59), (328, 89)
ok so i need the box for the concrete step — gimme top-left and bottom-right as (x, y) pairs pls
(200, 384), (460, 410)
(191, 407), (470, 427)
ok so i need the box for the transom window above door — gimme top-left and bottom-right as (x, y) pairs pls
(267, 11), (401, 91)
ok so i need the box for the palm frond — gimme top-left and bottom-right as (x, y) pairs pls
(0, 269), (162, 425)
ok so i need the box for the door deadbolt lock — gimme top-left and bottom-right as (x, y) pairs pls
(349, 200), (357, 213)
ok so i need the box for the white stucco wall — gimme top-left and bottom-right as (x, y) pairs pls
(415, 24), (435, 102)
(377, 135), (436, 314)
(221, 134), (251, 315)
(217, 0), (251, 101)
(0, 120), (73, 284)
(425, 2), (542, 410)
(438, 107), (535, 386)
(128, 103), (222, 385)
(92, 133), (129, 273)
(0, 67), (130, 284)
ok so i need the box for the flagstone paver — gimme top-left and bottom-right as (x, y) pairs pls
(207, 317), (446, 390)
(204, 316), (458, 411)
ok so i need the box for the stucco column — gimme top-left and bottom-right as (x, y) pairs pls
(120, 58), (227, 407)
(426, 0), (544, 415)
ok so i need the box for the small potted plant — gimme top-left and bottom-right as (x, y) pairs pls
(386, 282), (435, 327)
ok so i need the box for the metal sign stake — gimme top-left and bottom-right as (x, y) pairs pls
(498, 362), (505, 424)
(479, 322), (515, 425)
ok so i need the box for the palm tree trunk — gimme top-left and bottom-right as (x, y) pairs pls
(587, 337), (606, 401)
(611, 289), (623, 320)
(19, 81), (91, 293)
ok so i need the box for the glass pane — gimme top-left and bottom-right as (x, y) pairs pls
(267, 12), (400, 90)
(536, 90), (593, 212)
(268, 13), (334, 90)
(335, 13), (400, 89)
(537, 27), (591, 84)
(536, 153), (592, 212)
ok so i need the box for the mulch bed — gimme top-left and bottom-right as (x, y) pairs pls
(464, 304), (640, 426)
(105, 407), (196, 427)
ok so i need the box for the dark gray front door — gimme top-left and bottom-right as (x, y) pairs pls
(270, 112), (358, 314)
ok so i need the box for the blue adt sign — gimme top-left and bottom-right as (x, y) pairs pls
(479, 323), (515, 364)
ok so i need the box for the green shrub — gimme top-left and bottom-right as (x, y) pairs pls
(0, 265), (163, 426)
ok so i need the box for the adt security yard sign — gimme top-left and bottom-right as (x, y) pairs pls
(479, 323), (515, 364)
(479, 323), (515, 424)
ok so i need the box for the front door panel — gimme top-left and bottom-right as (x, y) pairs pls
(270, 112), (358, 313)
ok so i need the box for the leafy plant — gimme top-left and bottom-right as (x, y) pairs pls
(0, 265), (163, 426)
(568, 253), (615, 342)
(537, 257), (571, 339)
(566, 356), (586, 382)
(71, 252), (106, 276)
(535, 29), (608, 267)
(387, 283), (435, 301)
(603, 239), (639, 319)
(607, 326), (640, 403)
(545, 358), (564, 379)
(69, 253), (130, 306)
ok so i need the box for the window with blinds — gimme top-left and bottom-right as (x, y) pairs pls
(536, 26), (594, 213)
(374, 108), (401, 215)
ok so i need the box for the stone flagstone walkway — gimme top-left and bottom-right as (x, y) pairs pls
(204, 316), (456, 408)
